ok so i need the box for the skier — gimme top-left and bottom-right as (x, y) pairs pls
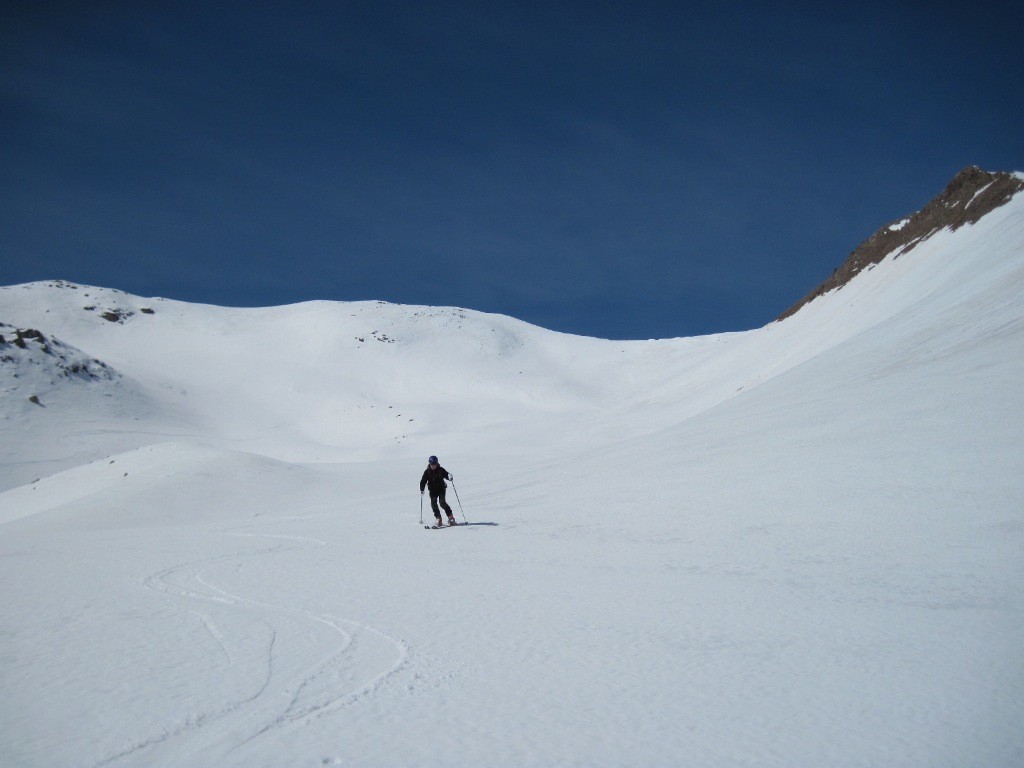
(420, 455), (457, 526)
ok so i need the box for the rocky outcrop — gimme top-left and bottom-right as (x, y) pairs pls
(0, 323), (119, 382)
(778, 167), (1024, 321)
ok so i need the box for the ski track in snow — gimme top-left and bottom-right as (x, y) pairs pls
(96, 530), (409, 767)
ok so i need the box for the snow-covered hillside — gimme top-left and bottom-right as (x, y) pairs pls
(1, 176), (1022, 766)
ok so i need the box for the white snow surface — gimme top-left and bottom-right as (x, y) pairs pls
(2, 193), (1023, 767)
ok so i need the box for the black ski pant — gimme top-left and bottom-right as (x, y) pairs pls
(429, 489), (453, 518)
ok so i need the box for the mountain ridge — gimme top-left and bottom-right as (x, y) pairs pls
(778, 166), (1024, 321)
(2, 165), (1022, 481)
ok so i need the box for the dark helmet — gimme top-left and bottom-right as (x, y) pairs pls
(428, 455), (438, 464)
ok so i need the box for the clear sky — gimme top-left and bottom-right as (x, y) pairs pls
(2, 2), (1022, 339)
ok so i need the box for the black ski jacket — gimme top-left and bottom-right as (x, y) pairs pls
(420, 465), (451, 494)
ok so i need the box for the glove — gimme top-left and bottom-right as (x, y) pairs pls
(447, 474), (453, 481)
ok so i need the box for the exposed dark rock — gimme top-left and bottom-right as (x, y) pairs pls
(0, 322), (120, 383)
(98, 307), (138, 323)
(8, 328), (47, 349)
(778, 167), (1024, 321)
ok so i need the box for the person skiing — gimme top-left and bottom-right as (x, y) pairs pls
(420, 455), (457, 526)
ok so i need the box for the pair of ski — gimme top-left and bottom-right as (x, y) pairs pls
(425, 521), (462, 530)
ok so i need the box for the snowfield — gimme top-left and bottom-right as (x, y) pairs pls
(2, 191), (1023, 767)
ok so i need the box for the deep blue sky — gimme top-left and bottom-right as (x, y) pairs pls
(3, 2), (1022, 339)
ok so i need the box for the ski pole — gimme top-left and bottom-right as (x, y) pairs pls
(419, 491), (424, 525)
(449, 478), (467, 524)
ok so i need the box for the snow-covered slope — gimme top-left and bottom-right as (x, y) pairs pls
(1, 177), (1022, 767)
(5, 183), (1018, 477)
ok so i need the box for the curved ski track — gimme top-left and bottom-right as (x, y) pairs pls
(95, 531), (409, 767)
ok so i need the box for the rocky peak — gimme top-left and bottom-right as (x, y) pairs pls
(778, 167), (1024, 321)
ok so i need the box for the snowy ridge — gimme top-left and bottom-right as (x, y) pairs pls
(0, 322), (120, 398)
(1, 174), (1023, 766)
(0, 319), (161, 489)
(778, 166), (1024, 320)
(5, 184), (1019, 469)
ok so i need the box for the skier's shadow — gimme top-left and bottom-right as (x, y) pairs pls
(461, 522), (499, 527)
